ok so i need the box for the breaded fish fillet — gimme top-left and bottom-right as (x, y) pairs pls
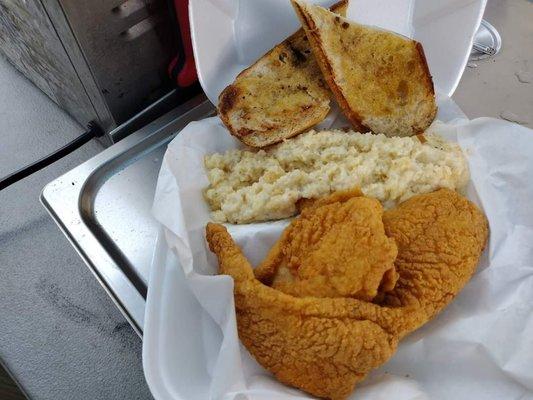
(206, 189), (488, 399)
(255, 190), (398, 300)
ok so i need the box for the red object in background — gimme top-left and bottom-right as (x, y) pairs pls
(168, 0), (197, 88)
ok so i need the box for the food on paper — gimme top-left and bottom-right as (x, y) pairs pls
(203, 129), (469, 224)
(217, 1), (348, 148)
(206, 189), (488, 400)
(292, 0), (437, 137)
(255, 189), (398, 300)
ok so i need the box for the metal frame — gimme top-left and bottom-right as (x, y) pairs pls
(41, 95), (214, 336)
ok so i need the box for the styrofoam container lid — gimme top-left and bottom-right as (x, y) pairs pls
(189, 0), (487, 104)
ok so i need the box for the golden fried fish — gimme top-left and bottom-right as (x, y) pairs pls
(256, 190), (398, 301)
(206, 189), (488, 399)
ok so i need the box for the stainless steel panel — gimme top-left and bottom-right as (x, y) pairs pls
(41, 0), (116, 132)
(0, 0), (176, 137)
(41, 95), (215, 335)
(57, 0), (175, 124)
(0, 0), (99, 127)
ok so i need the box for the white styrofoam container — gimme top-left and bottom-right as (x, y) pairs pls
(144, 1), (489, 399)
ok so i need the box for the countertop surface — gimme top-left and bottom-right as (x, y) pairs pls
(0, 53), (152, 399)
(0, 0), (531, 399)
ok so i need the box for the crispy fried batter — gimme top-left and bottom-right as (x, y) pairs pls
(207, 222), (397, 400)
(206, 189), (488, 400)
(381, 188), (489, 330)
(256, 190), (398, 300)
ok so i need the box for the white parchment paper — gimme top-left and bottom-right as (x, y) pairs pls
(146, 95), (533, 399)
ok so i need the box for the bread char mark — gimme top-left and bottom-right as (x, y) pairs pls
(288, 43), (308, 66)
(237, 128), (255, 137)
(219, 85), (240, 116)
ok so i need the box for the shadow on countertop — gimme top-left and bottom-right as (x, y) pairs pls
(0, 365), (26, 400)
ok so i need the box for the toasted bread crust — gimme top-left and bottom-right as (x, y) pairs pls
(292, 1), (367, 132)
(414, 41), (437, 131)
(218, 85), (239, 117)
(217, 1), (347, 148)
(415, 42), (435, 97)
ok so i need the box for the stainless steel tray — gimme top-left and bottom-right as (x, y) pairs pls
(41, 95), (215, 336)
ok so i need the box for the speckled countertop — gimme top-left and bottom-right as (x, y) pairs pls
(0, 54), (152, 399)
(0, 0), (531, 399)
(454, 0), (532, 126)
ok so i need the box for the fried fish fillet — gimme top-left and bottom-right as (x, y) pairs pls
(255, 190), (398, 300)
(207, 222), (397, 400)
(206, 189), (488, 399)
